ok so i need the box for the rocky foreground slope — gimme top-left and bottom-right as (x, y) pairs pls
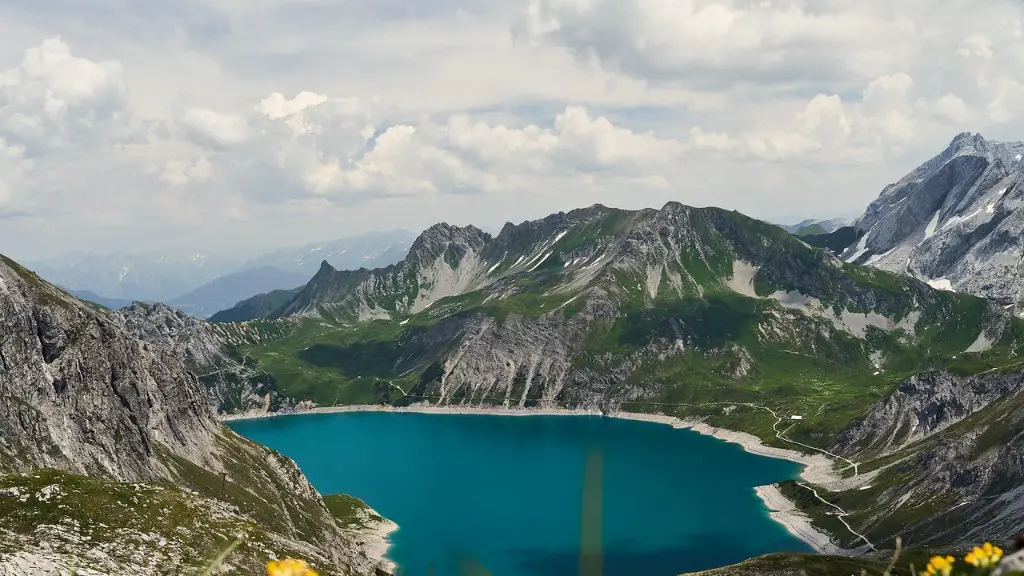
(0, 255), (390, 575)
(837, 132), (1024, 307)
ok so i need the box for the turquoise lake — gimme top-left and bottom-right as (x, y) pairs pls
(229, 412), (810, 576)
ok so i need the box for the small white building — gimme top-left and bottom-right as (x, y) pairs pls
(790, 415), (803, 420)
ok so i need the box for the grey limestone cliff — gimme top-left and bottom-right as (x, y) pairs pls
(842, 132), (1024, 308)
(830, 369), (1024, 548)
(113, 301), (300, 414)
(0, 255), (388, 575)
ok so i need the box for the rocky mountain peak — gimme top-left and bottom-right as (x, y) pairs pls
(948, 131), (987, 151)
(839, 132), (1024, 305)
(406, 222), (491, 267)
(0, 253), (392, 574)
(660, 200), (687, 213)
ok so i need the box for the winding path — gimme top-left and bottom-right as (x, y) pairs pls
(622, 399), (876, 551)
(796, 483), (876, 551)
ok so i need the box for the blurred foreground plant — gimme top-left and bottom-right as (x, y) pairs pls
(871, 537), (1023, 576)
(267, 558), (319, 576)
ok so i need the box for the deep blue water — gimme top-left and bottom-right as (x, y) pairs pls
(229, 413), (810, 576)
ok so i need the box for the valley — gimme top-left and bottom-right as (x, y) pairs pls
(4, 133), (1024, 574)
(155, 134), (1024, 567)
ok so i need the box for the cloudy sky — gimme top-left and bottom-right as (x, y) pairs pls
(1, 0), (1022, 260)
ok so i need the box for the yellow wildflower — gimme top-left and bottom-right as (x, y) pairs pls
(924, 555), (955, 576)
(965, 542), (1003, 567)
(267, 558), (319, 576)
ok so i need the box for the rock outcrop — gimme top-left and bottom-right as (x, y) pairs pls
(841, 132), (1024, 308)
(0, 255), (387, 575)
(830, 370), (1024, 548)
(113, 301), (298, 414)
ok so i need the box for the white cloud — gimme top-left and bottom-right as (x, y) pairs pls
(180, 108), (250, 147)
(0, 37), (141, 156)
(258, 91), (329, 121)
(0, 0), (1021, 260)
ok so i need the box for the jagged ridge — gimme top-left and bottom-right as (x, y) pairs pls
(840, 132), (1024, 307)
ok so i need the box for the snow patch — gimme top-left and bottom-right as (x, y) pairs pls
(940, 207), (983, 230)
(845, 228), (872, 263)
(486, 253), (506, 274)
(986, 203), (996, 214)
(399, 319), (409, 325)
(579, 255), (606, 271)
(528, 251), (553, 271)
(998, 188), (1007, 195)
(926, 278), (955, 291)
(922, 211), (941, 242)
(552, 295), (580, 311)
(865, 247), (896, 266)
(965, 331), (994, 353)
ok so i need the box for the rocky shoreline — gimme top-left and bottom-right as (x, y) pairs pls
(221, 403), (846, 557)
(347, 502), (400, 575)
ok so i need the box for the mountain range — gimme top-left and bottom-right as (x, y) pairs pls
(5, 132), (1024, 573)
(187, 134), (1024, 556)
(27, 250), (238, 303)
(780, 218), (851, 237)
(22, 230), (416, 318)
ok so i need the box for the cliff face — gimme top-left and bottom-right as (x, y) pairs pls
(829, 370), (1024, 548)
(0, 256), (218, 480)
(113, 301), (295, 414)
(0, 255), (387, 575)
(840, 132), (1024, 308)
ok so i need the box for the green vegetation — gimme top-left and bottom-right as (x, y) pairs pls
(794, 223), (830, 236)
(216, 205), (1023, 454)
(0, 468), (289, 574)
(323, 494), (385, 531)
(210, 288), (301, 323)
(233, 318), (428, 406)
(800, 226), (858, 255)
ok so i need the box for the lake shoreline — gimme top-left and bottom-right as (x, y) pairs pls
(222, 403), (847, 559)
(349, 502), (399, 575)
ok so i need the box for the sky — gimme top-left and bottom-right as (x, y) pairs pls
(1, 0), (1023, 261)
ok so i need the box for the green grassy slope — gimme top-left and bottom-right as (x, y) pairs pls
(217, 205), (1022, 453)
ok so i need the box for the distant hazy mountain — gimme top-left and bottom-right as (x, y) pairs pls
(24, 231), (416, 315)
(240, 229), (416, 277)
(168, 266), (309, 318)
(65, 289), (135, 311)
(26, 250), (236, 303)
(781, 218), (851, 236)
